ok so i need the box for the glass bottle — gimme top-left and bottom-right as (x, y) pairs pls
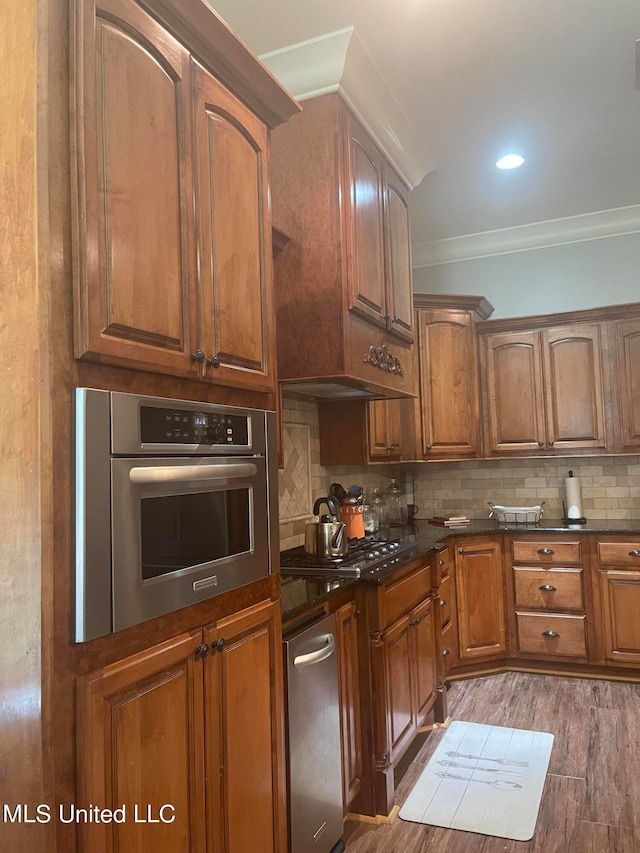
(369, 487), (388, 531)
(362, 497), (378, 534)
(384, 478), (403, 524)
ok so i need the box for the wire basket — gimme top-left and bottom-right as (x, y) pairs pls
(488, 501), (545, 524)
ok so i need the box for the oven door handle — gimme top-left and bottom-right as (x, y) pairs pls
(293, 634), (336, 668)
(128, 462), (258, 484)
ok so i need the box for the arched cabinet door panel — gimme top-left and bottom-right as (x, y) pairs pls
(192, 61), (276, 392)
(72, 0), (197, 375)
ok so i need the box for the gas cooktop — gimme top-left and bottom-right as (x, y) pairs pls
(280, 537), (419, 579)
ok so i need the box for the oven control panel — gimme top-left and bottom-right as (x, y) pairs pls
(140, 405), (249, 446)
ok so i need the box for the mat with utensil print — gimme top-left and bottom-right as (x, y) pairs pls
(399, 720), (553, 841)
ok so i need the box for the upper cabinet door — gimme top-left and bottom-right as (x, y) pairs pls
(192, 61), (276, 392)
(72, 0), (197, 375)
(343, 112), (387, 327)
(383, 166), (414, 342)
(542, 323), (608, 451)
(418, 309), (480, 458)
(481, 330), (546, 454)
(613, 318), (640, 451)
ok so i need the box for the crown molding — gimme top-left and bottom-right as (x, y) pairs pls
(412, 204), (640, 268)
(260, 28), (433, 189)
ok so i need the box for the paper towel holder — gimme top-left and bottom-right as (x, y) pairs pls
(562, 470), (586, 525)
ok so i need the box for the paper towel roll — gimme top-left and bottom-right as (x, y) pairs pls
(565, 474), (583, 519)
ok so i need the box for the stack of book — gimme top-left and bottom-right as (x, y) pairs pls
(428, 513), (471, 527)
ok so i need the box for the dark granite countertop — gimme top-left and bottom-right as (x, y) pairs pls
(280, 519), (640, 623)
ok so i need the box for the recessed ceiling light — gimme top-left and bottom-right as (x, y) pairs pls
(496, 154), (525, 170)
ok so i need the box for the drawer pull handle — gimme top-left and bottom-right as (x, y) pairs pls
(629, 550), (640, 557)
(539, 584), (556, 592)
(542, 630), (559, 639)
(537, 548), (554, 556)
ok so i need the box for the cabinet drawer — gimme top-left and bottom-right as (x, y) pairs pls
(512, 540), (581, 563)
(596, 541), (640, 566)
(381, 565), (431, 628)
(516, 612), (586, 657)
(514, 567), (583, 610)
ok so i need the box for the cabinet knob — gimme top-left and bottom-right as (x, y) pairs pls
(212, 638), (225, 653)
(537, 441), (544, 447)
(207, 353), (221, 369)
(384, 313), (391, 321)
(442, 648), (450, 656)
(539, 584), (557, 592)
(190, 348), (206, 364)
(392, 315), (400, 324)
(629, 550), (640, 557)
(542, 630), (559, 639)
(426, 445), (433, 451)
(537, 548), (554, 556)
(458, 548), (465, 555)
(549, 440), (555, 447)
(439, 559), (445, 566)
(195, 643), (209, 659)
(439, 598), (447, 607)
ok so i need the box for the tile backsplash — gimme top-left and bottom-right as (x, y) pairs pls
(278, 395), (640, 550)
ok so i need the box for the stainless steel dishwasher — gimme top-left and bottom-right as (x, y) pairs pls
(284, 612), (345, 853)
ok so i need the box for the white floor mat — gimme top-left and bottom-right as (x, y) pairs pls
(399, 720), (554, 841)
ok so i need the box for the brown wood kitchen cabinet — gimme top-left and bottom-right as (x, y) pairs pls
(71, 0), (296, 393)
(507, 536), (589, 661)
(77, 598), (286, 853)
(270, 93), (416, 398)
(593, 538), (640, 666)
(413, 295), (493, 460)
(335, 601), (363, 810)
(611, 317), (640, 452)
(357, 557), (439, 815)
(454, 538), (507, 660)
(479, 319), (610, 455)
(317, 397), (411, 465)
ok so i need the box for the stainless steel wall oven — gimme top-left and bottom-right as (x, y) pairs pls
(75, 389), (278, 642)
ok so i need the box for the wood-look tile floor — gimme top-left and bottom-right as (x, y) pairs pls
(344, 672), (640, 852)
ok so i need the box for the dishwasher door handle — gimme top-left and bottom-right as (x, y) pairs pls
(293, 634), (336, 668)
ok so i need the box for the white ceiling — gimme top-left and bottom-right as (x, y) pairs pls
(209, 0), (640, 250)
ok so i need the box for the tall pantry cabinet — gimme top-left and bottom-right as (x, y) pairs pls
(14, 1), (299, 852)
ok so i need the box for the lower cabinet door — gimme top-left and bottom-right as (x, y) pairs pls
(203, 599), (286, 853)
(335, 601), (363, 810)
(382, 615), (416, 762)
(599, 570), (640, 664)
(77, 630), (207, 853)
(411, 598), (437, 722)
(455, 540), (506, 659)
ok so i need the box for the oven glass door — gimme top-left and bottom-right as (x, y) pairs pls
(111, 456), (269, 632)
